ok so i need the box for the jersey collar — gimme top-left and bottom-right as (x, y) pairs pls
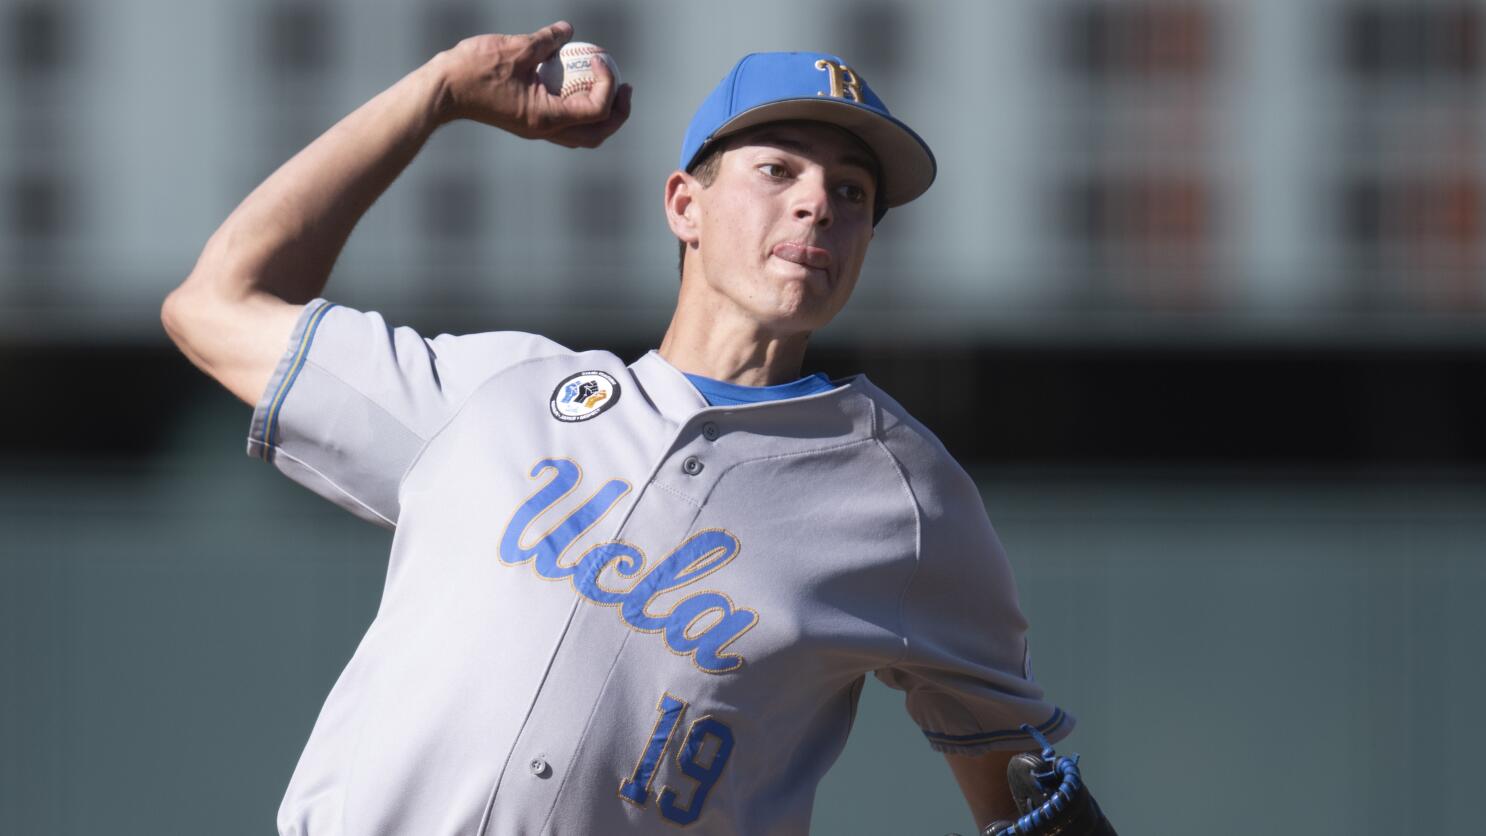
(629, 351), (712, 425)
(629, 350), (873, 431)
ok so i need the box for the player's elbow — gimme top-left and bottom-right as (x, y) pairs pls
(161, 285), (189, 348)
(160, 284), (224, 395)
(161, 282), (208, 354)
(161, 274), (243, 351)
(160, 278), (237, 376)
(160, 281), (305, 408)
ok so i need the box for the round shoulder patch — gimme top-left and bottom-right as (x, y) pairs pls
(549, 370), (621, 422)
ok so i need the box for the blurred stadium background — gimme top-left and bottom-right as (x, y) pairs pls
(3, 0), (1484, 833)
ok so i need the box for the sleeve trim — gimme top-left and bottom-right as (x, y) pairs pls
(921, 706), (1069, 747)
(260, 301), (337, 461)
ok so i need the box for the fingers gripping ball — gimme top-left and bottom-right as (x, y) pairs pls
(536, 42), (621, 98)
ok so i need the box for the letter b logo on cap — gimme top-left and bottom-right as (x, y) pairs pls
(813, 58), (863, 102)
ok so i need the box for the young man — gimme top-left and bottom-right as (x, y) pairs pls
(163, 21), (1072, 835)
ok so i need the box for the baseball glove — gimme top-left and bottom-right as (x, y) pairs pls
(979, 725), (1117, 836)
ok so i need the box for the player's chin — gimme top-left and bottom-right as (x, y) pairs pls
(757, 288), (836, 333)
(767, 258), (835, 296)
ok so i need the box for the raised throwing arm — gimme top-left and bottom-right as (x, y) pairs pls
(161, 21), (631, 407)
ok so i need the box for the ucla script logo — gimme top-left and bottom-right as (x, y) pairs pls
(499, 458), (758, 674)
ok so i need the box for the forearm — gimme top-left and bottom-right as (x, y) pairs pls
(178, 53), (453, 305)
(945, 750), (1021, 831)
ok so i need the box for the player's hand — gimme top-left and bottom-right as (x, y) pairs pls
(432, 21), (632, 149)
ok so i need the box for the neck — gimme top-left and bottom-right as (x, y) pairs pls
(658, 274), (810, 387)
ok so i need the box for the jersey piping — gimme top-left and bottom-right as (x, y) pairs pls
(261, 300), (337, 460)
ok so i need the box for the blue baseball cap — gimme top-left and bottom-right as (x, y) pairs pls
(679, 51), (937, 224)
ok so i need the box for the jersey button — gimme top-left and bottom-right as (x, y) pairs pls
(702, 422), (720, 441)
(681, 455), (704, 476)
(529, 757), (551, 778)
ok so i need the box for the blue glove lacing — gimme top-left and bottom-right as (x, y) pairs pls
(989, 724), (1085, 836)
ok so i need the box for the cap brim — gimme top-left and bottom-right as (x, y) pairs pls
(702, 98), (937, 209)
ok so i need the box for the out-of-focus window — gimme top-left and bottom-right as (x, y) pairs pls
(1336, 2), (1484, 311)
(1062, 0), (1214, 79)
(261, 1), (334, 77)
(843, 2), (908, 71)
(1343, 2), (1480, 82)
(1054, 2), (1222, 309)
(420, 1), (483, 60)
(8, 0), (67, 78)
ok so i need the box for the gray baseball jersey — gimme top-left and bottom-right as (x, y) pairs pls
(247, 298), (1072, 835)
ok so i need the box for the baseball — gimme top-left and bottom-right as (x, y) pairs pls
(536, 42), (621, 98)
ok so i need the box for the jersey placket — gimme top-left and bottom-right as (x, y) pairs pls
(478, 418), (724, 835)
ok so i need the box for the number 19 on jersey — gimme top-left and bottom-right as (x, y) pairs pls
(619, 692), (736, 826)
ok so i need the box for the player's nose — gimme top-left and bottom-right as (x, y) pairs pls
(790, 174), (833, 228)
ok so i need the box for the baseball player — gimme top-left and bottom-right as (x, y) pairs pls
(162, 21), (1084, 835)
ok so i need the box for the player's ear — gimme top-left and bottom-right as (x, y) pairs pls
(664, 170), (700, 248)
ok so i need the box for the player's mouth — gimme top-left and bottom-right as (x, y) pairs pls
(771, 241), (832, 277)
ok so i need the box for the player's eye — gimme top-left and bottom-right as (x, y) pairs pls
(837, 183), (868, 204)
(759, 162), (790, 179)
